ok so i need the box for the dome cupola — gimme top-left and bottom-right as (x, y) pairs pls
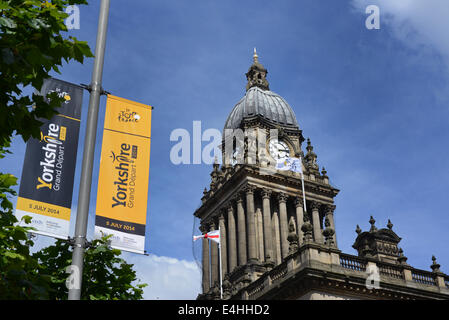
(224, 49), (299, 132)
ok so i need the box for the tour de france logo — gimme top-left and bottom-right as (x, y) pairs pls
(118, 108), (140, 123)
(47, 88), (71, 104)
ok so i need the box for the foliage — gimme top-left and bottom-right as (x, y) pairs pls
(1, 147), (147, 300)
(0, 0), (147, 301)
(0, 0), (93, 300)
(0, 0), (145, 300)
(0, 143), (51, 299)
(34, 235), (148, 300)
(0, 0), (93, 144)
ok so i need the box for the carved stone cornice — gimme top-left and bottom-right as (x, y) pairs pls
(239, 116), (304, 140)
(194, 162), (340, 219)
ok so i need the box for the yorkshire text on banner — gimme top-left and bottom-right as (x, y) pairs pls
(15, 78), (84, 239)
(94, 95), (152, 254)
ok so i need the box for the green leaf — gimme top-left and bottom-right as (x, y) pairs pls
(4, 251), (26, 261)
(0, 1), (11, 10)
(0, 173), (17, 188)
(21, 215), (33, 224)
(0, 16), (16, 28)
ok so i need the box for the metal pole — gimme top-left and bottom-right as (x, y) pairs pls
(300, 156), (307, 213)
(68, 0), (110, 300)
(218, 226), (223, 300)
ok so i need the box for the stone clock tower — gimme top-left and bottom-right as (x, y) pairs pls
(194, 51), (449, 300)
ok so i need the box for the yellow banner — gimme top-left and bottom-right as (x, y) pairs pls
(95, 95), (152, 253)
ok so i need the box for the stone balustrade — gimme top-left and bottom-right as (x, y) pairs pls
(238, 244), (449, 300)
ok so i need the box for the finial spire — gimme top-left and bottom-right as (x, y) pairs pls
(253, 47), (258, 63)
(387, 219), (393, 230)
(398, 248), (408, 265)
(245, 48), (269, 91)
(321, 167), (327, 176)
(431, 255), (441, 273)
(304, 138), (318, 170)
(369, 216), (377, 232)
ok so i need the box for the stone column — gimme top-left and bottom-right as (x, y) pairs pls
(294, 197), (304, 246)
(209, 222), (219, 286)
(324, 204), (337, 248)
(272, 211), (281, 265)
(236, 194), (247, 266)
(311, 201), (323, 244)
(245, 185), (258, 263)
(278, 193), (289, 260)
(261, 188), (273, 262)
(201, 225), (210, 293)
(256, 208), (264, 261)
(226, 202), (237, 273)
(218, 213), (227, 278)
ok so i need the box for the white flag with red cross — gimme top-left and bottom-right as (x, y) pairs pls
(193, 229), (220, 244)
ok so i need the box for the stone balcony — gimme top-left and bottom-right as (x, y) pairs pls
(227, 243), (449, 300)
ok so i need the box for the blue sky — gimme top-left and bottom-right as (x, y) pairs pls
(2, 0), (449, 299)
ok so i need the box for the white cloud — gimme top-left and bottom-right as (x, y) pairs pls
(352, 0), (449, 66)
(125, 253), (202, 300)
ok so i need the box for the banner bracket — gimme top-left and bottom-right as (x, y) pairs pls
(80, 83), (110, 96)
(67, 236), (92, 249)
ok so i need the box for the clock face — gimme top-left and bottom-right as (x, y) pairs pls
(268, 139), (290, 161)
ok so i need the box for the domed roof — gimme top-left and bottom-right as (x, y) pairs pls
(223, 49), (299, 132)
(223, 86), (299, 131)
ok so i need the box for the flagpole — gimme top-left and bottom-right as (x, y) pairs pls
(300, 156), (307, 213)
(194, 229), (222, 298)
(218, 225), (223, 299)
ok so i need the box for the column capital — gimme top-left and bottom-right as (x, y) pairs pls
(310, 200), (321, 211)
(261, 188), (272, 199)
(232, 193), (244, 204)
(324, 204), (336, 215)
(218, 213), (225, 222)
(199, 224), (208, 233)
(243, 184), (256, 195)
(294, 196), (304, 207)
(225, 201), (234, 212)
(277, 192), (288, 203)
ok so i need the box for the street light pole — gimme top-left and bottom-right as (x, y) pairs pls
(68, 0), (110, 300)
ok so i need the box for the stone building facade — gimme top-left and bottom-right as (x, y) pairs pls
(194, 51), (449, 300)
